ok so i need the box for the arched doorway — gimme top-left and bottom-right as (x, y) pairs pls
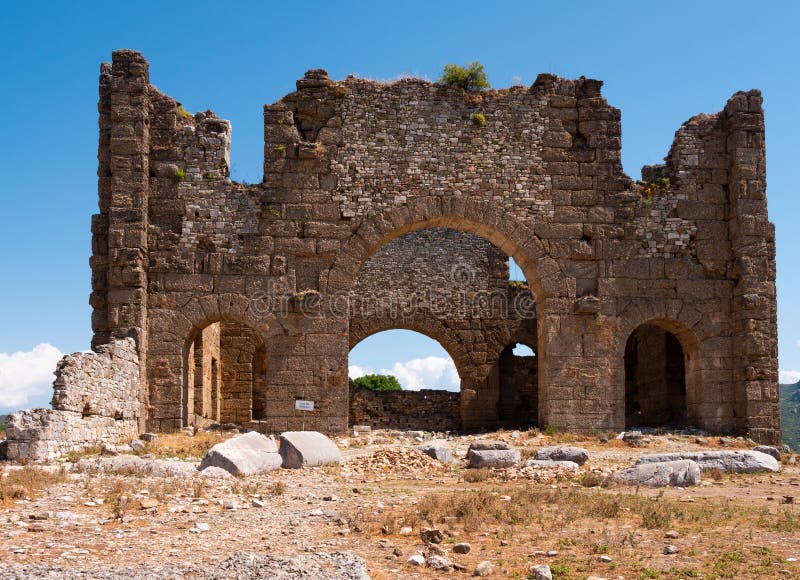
(348, 329), (463, 431)
(624, 322), (688, 428)
(497, 342), (538, 428)
(184, 319), (267, 427)
(345, 222), (540, 431)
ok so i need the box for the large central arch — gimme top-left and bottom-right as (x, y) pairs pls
(334, 197), (556, 430)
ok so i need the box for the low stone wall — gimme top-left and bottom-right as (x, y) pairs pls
(349, 386), (460, 431)
(4, 339), (141, 461)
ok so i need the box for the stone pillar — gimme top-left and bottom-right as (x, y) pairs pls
(105, 50), (151, 432)
(725, 91), (780, 444)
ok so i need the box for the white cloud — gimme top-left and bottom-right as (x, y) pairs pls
(382, 356), (460, 392)
(780, 370), (800, 385)
(348, 364), (371, 379)
(349, 356), (461, 391)
(0, 343), (63, 412)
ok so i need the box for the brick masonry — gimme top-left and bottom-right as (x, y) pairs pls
(7, 47), (781, 459)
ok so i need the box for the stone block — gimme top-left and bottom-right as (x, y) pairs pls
(612, 459), (700, 487)
(279, 431), (342, 469)
(467, 449), (520, 468)
(199, 432), (282, 476)
(635, 450), (779, 473)
(534, 446), (589, 465)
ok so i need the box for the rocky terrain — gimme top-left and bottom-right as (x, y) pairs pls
(1, 428), (799, 579)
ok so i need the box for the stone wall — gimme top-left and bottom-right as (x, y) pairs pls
(85, 50), (780, 443)
(4, 339), (140, 460)
(349, 385), (460, 432)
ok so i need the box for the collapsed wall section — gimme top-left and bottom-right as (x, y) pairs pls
(4, 339), (140, 461)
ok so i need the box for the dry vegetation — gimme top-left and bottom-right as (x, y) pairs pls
(351, 482), (800, 578)
(0, 465), (67, 506)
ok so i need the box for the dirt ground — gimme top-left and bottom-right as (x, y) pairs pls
(1, 429), (799, 579)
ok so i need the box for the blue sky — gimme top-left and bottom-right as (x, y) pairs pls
(1, 1), (799, 411)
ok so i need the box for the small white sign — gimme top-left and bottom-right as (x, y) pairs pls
(295, 400), (314, 411)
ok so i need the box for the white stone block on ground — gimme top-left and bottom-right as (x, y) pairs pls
(635, 450), (779, 473)
(199, 431), (282, 476)
(613, 459), (700, 487)
(467, 449), (520, 468)
(534, 445), (589, 465)
(279, 431), (342, 469)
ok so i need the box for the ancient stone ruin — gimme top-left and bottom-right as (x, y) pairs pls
(4, 48), (781, 459)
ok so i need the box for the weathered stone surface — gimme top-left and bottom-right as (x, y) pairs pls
(199, 432), (282, 476)
(534, 446), (589, 465)
(199, 466), (234, 478)
(416, 440), (454, 463)
(467, 449), (520, 468)
(612, 459), (701, 487)
(753, 445), (781, 459)
(4, 339), (141, 461)
(635, 450), (780, 473)
(279, 431), (342, 469)
(468, 440), (510, 451)
(524, 459), (580, 471)
(73, 456), (199, 478)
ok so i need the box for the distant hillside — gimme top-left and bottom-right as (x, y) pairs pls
(780, 382), (800, 451)
(0, 414), (6, 434)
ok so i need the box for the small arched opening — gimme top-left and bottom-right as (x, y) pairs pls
(624, 322), (689, 428)
(184, 319), (267, 427)
(496, 342), (538, 428)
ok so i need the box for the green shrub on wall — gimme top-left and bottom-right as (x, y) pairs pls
(353, 374), (402, 392)
(438, 62), (490, 91)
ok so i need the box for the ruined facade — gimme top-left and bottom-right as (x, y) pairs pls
(12, 47), (781, 455)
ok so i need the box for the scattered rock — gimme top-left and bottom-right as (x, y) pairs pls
(533, 564), (553, 580)
(139, 498), (159, 509)
(599, 555), (613, 563)
(199, 431), (282, 476)
(140, 432), (158, 443)
(635, 450), (780, 473)
(399, 526), (413, 535)
(665, 530), (680, 539)
(534, 446), (589, 465)
(252, 499), (266, 508)
(473, 560), (494, 576)
(719, 436), (735, 446)
(613, 460), (700, 487)
(223, 499), (238, 510)
(195, 522), (210, 532)
(420, 528), (444, 544)
(408, 554), (425, 566)
(129, 439), (146, 452)
(524, 459), (580, 471)
(416, 440), (454, 463)
(754, 445), (781, 460)
(664, 544), (679, 555)
(468, 439), (509, 451)
(199, 466), (235, 478)
(427, 554), (453, 571)
(453, 542), (471, 554)
(279, 431), (342, 469)
(468, 449), (520, 468)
